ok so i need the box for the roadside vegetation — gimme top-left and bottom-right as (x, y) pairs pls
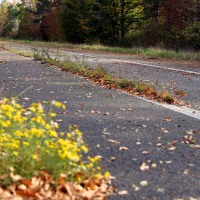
(8, 46), (185, 104)
(0, 97), (112, 199)
(2, 39), (200, 62)
(7, 46), (189, 104)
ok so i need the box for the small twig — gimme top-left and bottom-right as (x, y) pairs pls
(16, 85), (34, 98)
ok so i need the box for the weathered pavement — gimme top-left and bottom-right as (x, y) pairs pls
(0, 49), (200, 200)
(5, 43), (200, 111)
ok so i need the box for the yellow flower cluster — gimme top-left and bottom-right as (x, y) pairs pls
(0, 98), (108, 182)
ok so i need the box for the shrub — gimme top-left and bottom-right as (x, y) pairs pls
(0, 98), (108, 186)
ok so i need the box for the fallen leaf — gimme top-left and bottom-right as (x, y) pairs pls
(140, 180), (148, 186)
(164, 116), (173, 122)
(102, 131), (111, 136)
(18, 184), (27, 191)
(85, 93), (92, 98)
(118, 190), (128, 195)
(156, 143), (163, 147)
(110, 157), (116, 161)
(157, 188), (165, 193)
(168, 146), (176, 151)
(165, 161), (172, 164)
(108, 139), (120, 145)
(151, 163), (157, 168)
(161, 128), (169, 133)
(185, 129), (196, 135)
(136, 142), (141, 145)
(183, 135), (196, 144)
(140, 163), (149, 171)
(103, 112), (110, 116)
(132, 184), (140, 191)
(142, 151), (150, 155)
(119, 146), (128, 151)
(135, 128), (139, 132)
(191, 144), (200, 149)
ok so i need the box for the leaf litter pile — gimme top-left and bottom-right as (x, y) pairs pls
(0, 169), (113, 200)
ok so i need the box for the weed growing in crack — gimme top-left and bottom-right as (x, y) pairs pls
(13, 47), (182, 104)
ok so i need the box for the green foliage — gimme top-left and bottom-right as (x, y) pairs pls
(184, 22), (200, 50)
(1, 2), (20, 38)
(118, 79), (136, 89)
(2, 0), (200, 50)
(60, 0), (91, 43)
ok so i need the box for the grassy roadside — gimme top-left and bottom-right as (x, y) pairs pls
(1, 38), (200, 61)
(9, 48), (33, 57)
(6, 46), (186, 105)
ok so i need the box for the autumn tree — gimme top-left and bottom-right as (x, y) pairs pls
(0, 1), (21, 37)
(0, 1), (8, 37)
(161, 0), (195, 28)
(40, 6), (64, 41)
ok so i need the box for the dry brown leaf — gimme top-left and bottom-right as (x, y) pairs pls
(168, 146), (176, 151)
(21, 179), (32, 188)
(110, 157), (116, 161)
(108, 139), (120, 144)
(151, 163), (157, 168)
(140, 180), (148, 186)
(18, 184), (27, 191)
(142, 151), (150, 155)
(161, 128), (169, 133)
(0, 171), (113, 200)
(191, 144), (200, 149)
(140, 162), (149, 171)
(164, 116), (173, 122)
(183, 135), (196, 144)
(119, 146), (128, 151)
(118, 190), (128, 195)
(132, 184), (140, 191)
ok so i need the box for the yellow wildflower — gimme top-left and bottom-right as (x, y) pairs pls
(55, 102), (62, 107)
(13, 151), (19, 156)
(50, 113), (56, 117)
(32, 154), (38, 160)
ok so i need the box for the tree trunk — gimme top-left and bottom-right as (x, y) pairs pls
(153, 0), (159, 23)
(120, 0), (125, 43)
(112, 0), (118, 37)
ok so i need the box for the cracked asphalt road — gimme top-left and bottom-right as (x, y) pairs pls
(0, 49), (200, 200)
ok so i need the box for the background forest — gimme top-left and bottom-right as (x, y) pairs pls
(1, 0), (200, 51)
